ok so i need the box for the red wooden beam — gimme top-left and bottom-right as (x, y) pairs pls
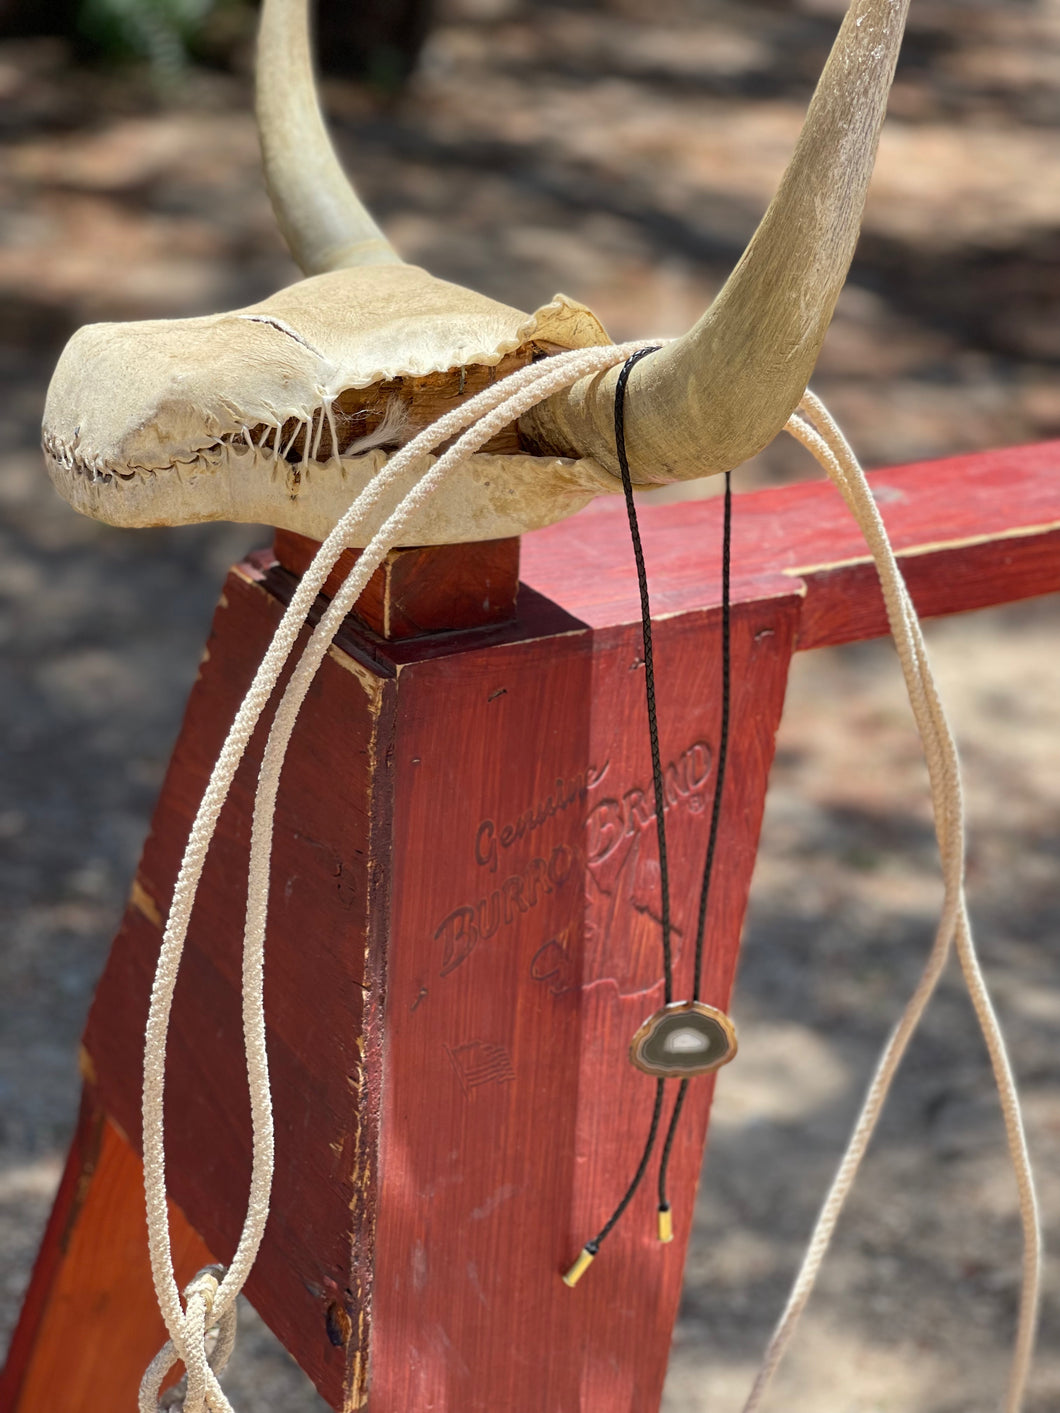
(522, 439), (1060, 648)
(0, 1095), (215, 1412)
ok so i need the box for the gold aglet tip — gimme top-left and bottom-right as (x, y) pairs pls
(562, 1246), (596, 1288)
(657, 1206), (674, 1244)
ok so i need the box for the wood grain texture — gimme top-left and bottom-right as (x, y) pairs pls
(0, 1098), (214, 1413)
(11, 437), (1059, 1411)
(54, 540), (799, 1411)
(79, 555), (395, 1408)
(521, 439), (1060, 642)
(372, 595), (799, 1413)
(273, 530), (520, 639)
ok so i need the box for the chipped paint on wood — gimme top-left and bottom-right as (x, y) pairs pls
(128, 875), (163, 930)
(327, 643), (382, 707)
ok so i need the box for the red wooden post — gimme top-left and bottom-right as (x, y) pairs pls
(4, 440), (1059, 1412)
(0, 1095), (215, 1412)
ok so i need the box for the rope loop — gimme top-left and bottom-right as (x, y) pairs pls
(138, 340), (663, 1406)
(139, 1264), (237, 1413)
(135, 342), (1039, 1413)
(738, 394), (1041, 1413)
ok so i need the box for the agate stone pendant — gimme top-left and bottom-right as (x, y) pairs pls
(629, 1001), (738, 1078)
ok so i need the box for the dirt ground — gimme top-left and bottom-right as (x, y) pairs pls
(1, 0), (1058, 1408)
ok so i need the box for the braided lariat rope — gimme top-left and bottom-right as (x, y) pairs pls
(139, 1267), (237, 1413)
(766, 393), (1042, 1413)
(137, 339), (660, 1410)
(138, 352), (1040, 1410)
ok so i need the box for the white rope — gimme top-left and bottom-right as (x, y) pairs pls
(738, 394), (1041, 1412)
(139, 1265), (237, 1413)
(137, 339), (660, 1409)
(138, 348), (1040, 1411)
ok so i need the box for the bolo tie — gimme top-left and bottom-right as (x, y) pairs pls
(564, 346), (738, 1286)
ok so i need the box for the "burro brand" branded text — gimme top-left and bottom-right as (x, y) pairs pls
(432, 741), (713, 977)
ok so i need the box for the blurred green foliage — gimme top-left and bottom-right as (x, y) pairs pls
(77, 0), (238, 73)
(0, 0), (432, 87)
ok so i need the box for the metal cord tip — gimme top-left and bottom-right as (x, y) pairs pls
(562, 1246), (597, 1287)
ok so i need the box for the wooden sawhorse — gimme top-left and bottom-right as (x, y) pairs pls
(3, 441), (1059, 1412)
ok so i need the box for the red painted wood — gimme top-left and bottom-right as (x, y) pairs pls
(521, 439), (1060, 645)
(78, 556), (393, 1408)
(0, 1098), (214, 1413)
(10, 437), (1060, 1412)
(0, 1092), (104, 1411)
(273, 530), (521, 639)
(372, 596), (798, 1412)
(54, 537), (799, 1411)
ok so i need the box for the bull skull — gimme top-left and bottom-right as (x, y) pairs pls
(42, 0), (910, 547)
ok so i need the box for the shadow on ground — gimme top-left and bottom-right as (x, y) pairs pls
(1, 1), (1058, 1407)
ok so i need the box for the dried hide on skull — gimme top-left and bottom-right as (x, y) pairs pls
(42, 0), (913, 547)
(43, 268), (618, 544)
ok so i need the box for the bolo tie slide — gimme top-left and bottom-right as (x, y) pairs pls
(564, 348), (738, 1286)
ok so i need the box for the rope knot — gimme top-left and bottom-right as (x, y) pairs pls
(138, 1264), (237, 1413)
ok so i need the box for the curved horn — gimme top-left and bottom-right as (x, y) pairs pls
(257, 0), (403, 273)
(522, 0), (910, 482)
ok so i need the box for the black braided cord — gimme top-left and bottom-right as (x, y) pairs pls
(658, 469), (733, 1211)
(580, 350), (734, 1255)
(614, 345), (673, 1004)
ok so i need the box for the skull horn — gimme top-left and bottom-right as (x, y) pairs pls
(522, 0), (910, 482)
(256, 0), (403, 273)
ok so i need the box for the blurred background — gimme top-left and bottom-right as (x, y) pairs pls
(1, 0), (1058, 1407)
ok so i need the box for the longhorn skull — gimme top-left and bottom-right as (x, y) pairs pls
(42, 0), (911, 547)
